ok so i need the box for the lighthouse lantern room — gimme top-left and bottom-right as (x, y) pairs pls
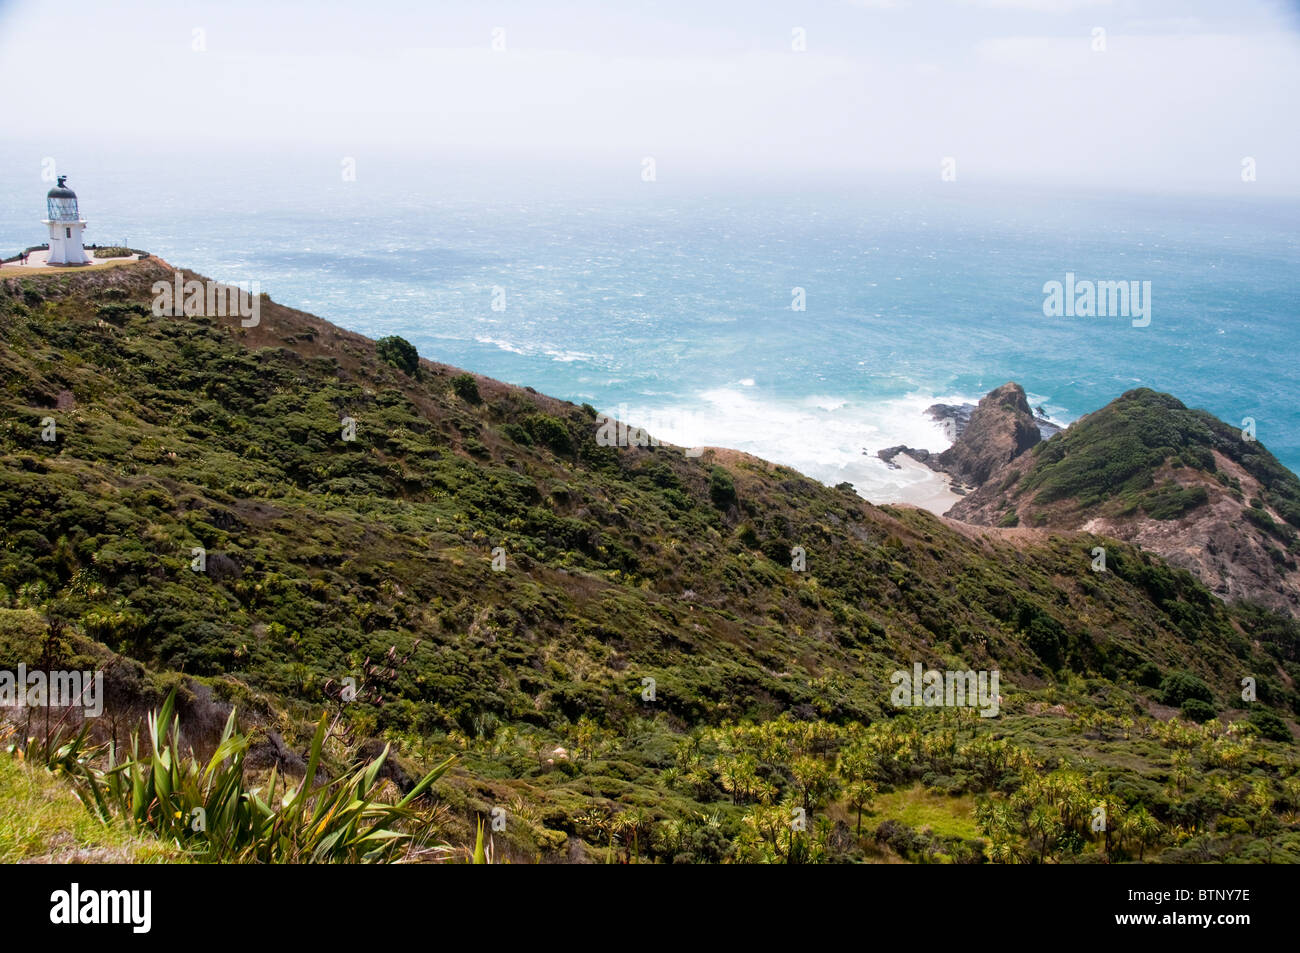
(44, 176), (90, 265)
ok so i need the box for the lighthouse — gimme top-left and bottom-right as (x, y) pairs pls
(43, 176), (90, 265)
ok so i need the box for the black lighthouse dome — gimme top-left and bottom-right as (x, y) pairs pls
(46, 176), (81, 222)
(47, 176), (76, 199)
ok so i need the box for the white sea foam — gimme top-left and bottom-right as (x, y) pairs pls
(474, 335), (527, 356)
(475, 335), (598, 365)
(543, 348), (597, 363)
(603, 386), (987, 510)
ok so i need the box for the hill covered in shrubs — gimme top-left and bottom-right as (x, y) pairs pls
(950, 388), (1300, 615)
(0, 260), (1297, 863)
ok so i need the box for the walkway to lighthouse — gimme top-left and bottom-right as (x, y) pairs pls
(0, 247), (143, 272)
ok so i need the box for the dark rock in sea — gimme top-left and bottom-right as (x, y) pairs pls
(876, 445), (930, 470)
(926, 402), (975, 440)
(1035, 417), (1062, 440)
(876, 446), (905, 469)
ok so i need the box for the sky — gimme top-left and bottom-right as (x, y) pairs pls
(0, 0), (1298, 193)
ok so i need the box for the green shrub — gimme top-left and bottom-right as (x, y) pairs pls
(450, 373), (481, 403)
(523, 414), (572, 456)
(501, 423), (533, 446)
(1160, 671), (1213, 707)
(1217, 816), (1251, 835)
(1179, 446), (1216, 472)
(1248, 708), (1292, 743)
(1180, 698), (1216, 722)
(95, 302), (150, 326)
(1243, 506), (1293, 543)
(761, 537), (792, 565)
(1276, 499), (1300, 529)
(1141, 483), (1208, 520)
(1026, 615), (1063, 669)
(0, 608), (49, 662)
(376, 336), (419, 376)
(1133, 661), (1163, 688)
(709, 467), (737, 510)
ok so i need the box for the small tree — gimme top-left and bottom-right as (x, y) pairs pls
(1159, 670), (1213, 706)
(791, 755), (838, 815)
(376, 335), (419, 376)
(1121, 804), (1162, 861)
(450, 373), (480, 403)
(845, 780), (877, 837)
(1027, 802), (1063, 863)
(709, 466), (737, 510)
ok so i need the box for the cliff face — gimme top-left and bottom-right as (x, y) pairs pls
(934, 382), (1042, 488)
(948, 388), (1300, 616)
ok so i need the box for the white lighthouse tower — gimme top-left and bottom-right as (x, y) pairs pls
(43, 176), (90, 265)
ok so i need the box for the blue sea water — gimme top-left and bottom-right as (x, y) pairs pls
(3, 151), (1298, 502)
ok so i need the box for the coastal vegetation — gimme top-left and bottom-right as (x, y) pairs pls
(0, 261), (1296, 863)
(1021, 388), (1300, 527)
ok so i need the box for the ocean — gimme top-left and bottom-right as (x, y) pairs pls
(4, 150), (1298, 503)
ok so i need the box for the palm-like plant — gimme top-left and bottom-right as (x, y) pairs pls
(1120, 804), (1162, 861)
(69, 692), (455, 863)
(1027, 804), (1062, 863)
(845, 780), (877, 837)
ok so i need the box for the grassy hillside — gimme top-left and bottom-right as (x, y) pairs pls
(1, 262), (1297, 863)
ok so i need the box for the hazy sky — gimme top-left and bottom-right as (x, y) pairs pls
(2, 0), (1298, 193)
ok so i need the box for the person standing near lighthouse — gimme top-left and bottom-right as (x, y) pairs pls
(43, 175), (90, 265)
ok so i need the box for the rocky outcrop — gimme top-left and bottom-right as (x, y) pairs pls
(927, 398), (1061, 444)
(948, 388), (1300, 617)
(932, 383), (1043, 488)
(874, 383), (1055, 486)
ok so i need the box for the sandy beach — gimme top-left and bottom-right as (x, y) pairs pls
(863, 453), (961, 516)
